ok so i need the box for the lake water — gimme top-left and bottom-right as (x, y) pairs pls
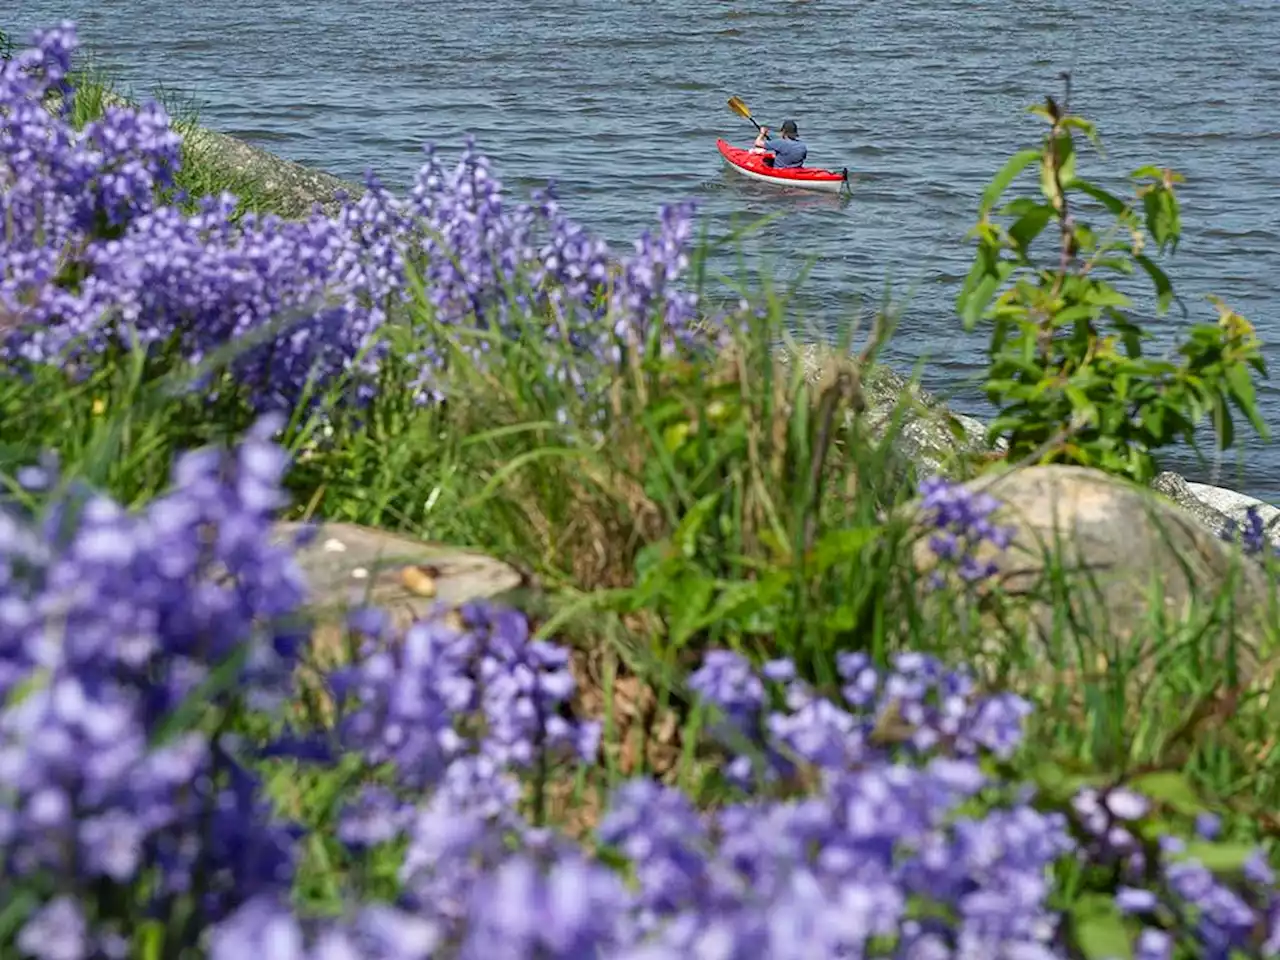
(10, 0), (1280, 498)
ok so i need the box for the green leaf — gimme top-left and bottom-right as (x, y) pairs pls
(1127, 771), (1206, 816)
(1001, 197), (1046, 217)
(662, 420), (692, 452)
(1143, 188), (1181, 254)
(1052, 303), (1104, 327)
(1224, 363), (1268, 438)
(1057, 135), (1079, 187)
(810, 526), (880, 574)
(132, 920), (165, 960)
(633, 541), (669, 581)
(1064, 386), (1098, 425)
(667, 575), (716, 648)
(1063, 115), (1103, 150)
(956, 254), (989, 315)
(1176, 841), (1259, 874)
(1027, 760), (1109, 800)
(1007, 203), (1055, 252)
(1139, 404), (1166, 439)
(1214, 395), (1235, 450)
(0, 890), (38, 944)
(980, 148), (1042, 214)
(3, 666), (49, 709)
(1070, 894), (1133, 960)
(695, 578), (780, 630)
(1132, 254), (1176, 315)
(1091, 255), (1136, 275)
(959, 270), (1002, 331)
(1083, 285), (1132, 308)
(1040, 153), (1062, 208)
(1075, 179), (1136, 217)
(638, 396), (687, 426)
(959, 260), (1018, 331)
(672, 491), (721, 557)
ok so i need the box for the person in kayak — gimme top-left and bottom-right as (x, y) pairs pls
(753, 119), (807, 168)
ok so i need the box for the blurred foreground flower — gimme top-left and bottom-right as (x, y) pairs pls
(0, 417), (1278, 958)
(0, 414), (309, 952)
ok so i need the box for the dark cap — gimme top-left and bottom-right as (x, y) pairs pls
(780, 119), (799, 137)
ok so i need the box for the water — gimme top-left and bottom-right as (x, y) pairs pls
(11, 0), (1280, 498)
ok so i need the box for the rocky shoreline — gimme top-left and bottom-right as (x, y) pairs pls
(179, 123), (361, 220)
(62, 94), (1280, 554)
(781, 343), (1280, 550)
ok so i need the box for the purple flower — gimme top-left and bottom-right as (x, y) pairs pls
(0, 417), (308, 947)
(1105, 787), (1150, 821)
(458, 853), (633, 957)
(17, 896), (89, 960)
(1221, 505), (1276, 558)
(1135, 928), (1173, 960)
(209, 896), (442, 960)
(1117, 887), (1159, 913)
(330, 602), (600, 792)
(4, 25), (712, 415)
(917, 476), (1016, 588)
(1196, 811), (1224, 840)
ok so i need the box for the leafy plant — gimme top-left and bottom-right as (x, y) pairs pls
(958, 73), (1268, 483)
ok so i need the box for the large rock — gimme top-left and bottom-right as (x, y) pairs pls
(780, 343), (1003, 479)
(273, 520), (525, 662)
(911, 465), (1275, 680)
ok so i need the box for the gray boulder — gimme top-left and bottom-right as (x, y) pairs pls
(910, 464), (1277, 682)
(1150, 471), (1238, 543)
(273, 520), (524, 663)
(861, 364), (1002, 479)
(1152, 472), (1280, 549)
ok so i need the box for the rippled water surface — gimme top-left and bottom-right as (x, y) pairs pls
(12, 0), (1280, 496)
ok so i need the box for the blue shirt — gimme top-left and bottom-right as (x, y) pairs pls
(768, 136), (807, 169)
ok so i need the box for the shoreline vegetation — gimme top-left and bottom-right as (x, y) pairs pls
(4, 21), (1280, 959)
(40, 37), (1277, 539)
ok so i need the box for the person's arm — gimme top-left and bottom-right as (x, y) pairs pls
(754, 127), (771, 149)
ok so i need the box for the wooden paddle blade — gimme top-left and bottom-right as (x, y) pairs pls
(727, 96), (752, 119)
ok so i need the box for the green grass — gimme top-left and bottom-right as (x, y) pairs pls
(6, 253), (1280, 838)
(6, 52), (1280, 916)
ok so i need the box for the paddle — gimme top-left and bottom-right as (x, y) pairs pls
(727, 96), (770, 140)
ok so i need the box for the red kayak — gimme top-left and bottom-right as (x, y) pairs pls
(716, 139), (849, 194)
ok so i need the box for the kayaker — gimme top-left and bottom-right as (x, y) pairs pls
(753, 119), (807, 168)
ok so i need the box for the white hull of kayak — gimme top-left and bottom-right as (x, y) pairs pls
(722, 159), (847, 194)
